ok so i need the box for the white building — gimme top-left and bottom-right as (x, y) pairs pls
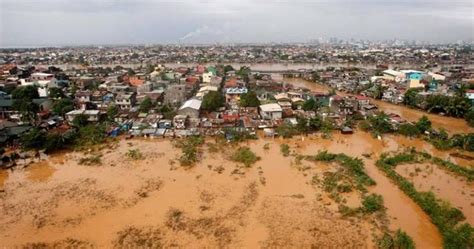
(178, 99), (202, 119)
(259, 103), (283, 120)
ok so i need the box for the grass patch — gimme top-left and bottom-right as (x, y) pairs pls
(231, 146), (260, 168)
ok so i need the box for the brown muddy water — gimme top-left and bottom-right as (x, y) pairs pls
(2, 132), (471, 248)
(284, 77), (474, 134)
(396, 163), (474, 224)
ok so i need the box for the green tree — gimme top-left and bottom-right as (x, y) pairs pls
(403, 88), (422, 107)
(398, 123), (421, 137)
(201, 91), (224, 112)
(20, 128), (46, 150)
(368, 112), (393, 135)
(48, 87), (65, 99)
(240, 91), (260, 107)
(52, 98), (74, 116)
(302, 98), (320, 111)
(415, 115), (432, 133)
(107, 105), (119, 121)
(72, 114), (89, 128)
(466, 109), (474, 127)
(12, 85), (39, 100)
(139, 97), (154, 113)
(12, 85), (40, 124)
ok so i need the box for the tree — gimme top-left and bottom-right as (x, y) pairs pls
(12, 85), (40, 124)
(52, 98), (74, 116)
(403, 88), (422, 107)
(107, 105), (119, 121)
(224, 65), (234, 74)
(302, 98), (319, 111)
(398, 123), (421, 137)
(415, 116), (432, 133)
(20, 128), (46, 150)
(367, 112), (393, 135)
(240, 91), (260, 107)
(139, 97), (154, 113)
(201, 91), (224, 112)
(49, 87), (65, 99)
(465, 108), (474, 127)
(72, 114), (89, 128)
(12, 85), (39, 100)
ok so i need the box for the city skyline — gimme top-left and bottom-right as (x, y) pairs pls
(1, 0), (473, 47)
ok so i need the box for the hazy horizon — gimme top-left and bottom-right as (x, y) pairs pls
(1, 0), (473, 47)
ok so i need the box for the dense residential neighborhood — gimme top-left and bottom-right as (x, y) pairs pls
(0, 50), (473, 157)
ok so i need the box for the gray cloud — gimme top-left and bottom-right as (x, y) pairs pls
(1, 0), (472, 46)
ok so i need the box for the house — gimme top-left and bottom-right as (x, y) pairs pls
(225, 87), (248, 104)
(178, 99), (202, 119)
(259, 103), (283, 120)
(466, 90), (474, 104)
(65, 109), (100, 124)
(196, 85), (218, 99)
(164, 84), (187, 106)
(382, 69), (404, 82)
(115, 93), (136, 110)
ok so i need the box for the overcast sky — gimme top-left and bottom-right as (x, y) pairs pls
(0, 0), (473, 46)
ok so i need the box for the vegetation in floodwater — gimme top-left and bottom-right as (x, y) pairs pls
(377, 229), (415, 249)
(174, 136), (205, 167)
(78, 155), (102, 166)
(280, 144), (290, 157)
(263, 143), (270, 150)
(377, 152), (474, 249)
(230, 146), (260, 168)
(305, 151), (376, 190)
(126, 149), (143, 160)
(361, 194), (384, 213)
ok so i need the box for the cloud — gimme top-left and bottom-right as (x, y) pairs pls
(0, 0), (472, 46)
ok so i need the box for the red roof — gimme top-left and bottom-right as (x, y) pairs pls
(224, 78), (238, 88)
(356, 95), (369, 101)
(467, 90), (474, 94)
(129, 77), (145, 87)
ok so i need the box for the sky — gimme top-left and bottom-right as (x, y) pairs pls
(0, 0), (473, 47)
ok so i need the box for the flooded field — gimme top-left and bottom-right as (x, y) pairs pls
(396, 163), (474, 224)
(1, 131), (472, 248)
(284, 77), (474, 134)
(0, 138), (375, 248)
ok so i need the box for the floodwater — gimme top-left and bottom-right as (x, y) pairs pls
(1, 130), (472, 247)
(284, 77), (474, 134)
(0, 139), (374, 248)
(396, 163), (474, 224)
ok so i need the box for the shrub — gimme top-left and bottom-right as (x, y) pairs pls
(126, 149), (143, 160)
(398, 123), (421, 137)
(280, 144), (290, 157)
(231, 146), (260, 167)
(78, 155), (102, 166)
(362, 194), (384, 213)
